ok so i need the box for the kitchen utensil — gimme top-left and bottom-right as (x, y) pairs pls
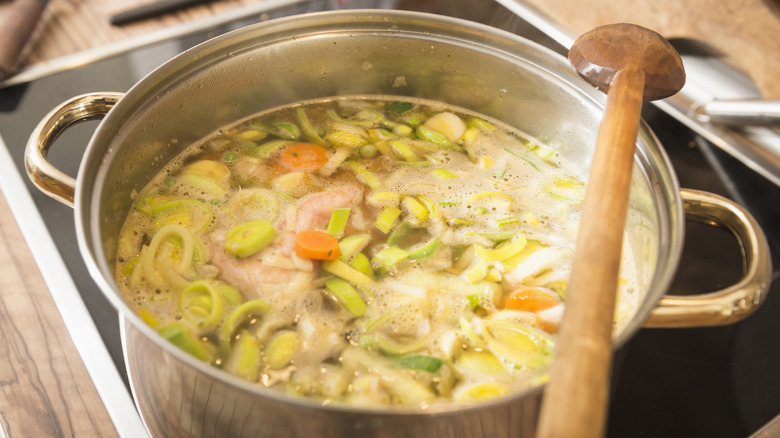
(537, 23), (685, 438)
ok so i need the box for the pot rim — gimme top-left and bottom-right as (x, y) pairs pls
(75, 9), (684, 415)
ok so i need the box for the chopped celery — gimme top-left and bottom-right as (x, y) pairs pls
(224, 220), (277, 259)
(546, 176), (586, 204)
(221, 299), (272, 345)
(416, 125), (459, 150)
(180, 173), (226, 196)
(326, 123), (369, 148)
(151, 199), (213, 234)
(322, 259), (375, 286)
(264, 330), (301, 370)
(268, 121), (301, 140)
(159, 322), (213, 362)
(398, 355), (443, 374)
(251, 139), (293, 159)
(467, 117), (496, 131)
(386, 221), (413, 246)
(496, 216), (519, 228)
(454, 382), (510, 403)
(344, 161), (382, 189)
(338, 234), (372, 262)
(371, 246), (409, 273)
(215, 284), (243, 307)
(295, 107), (325, 146)
(374, 206), (402, 234)
(325, 278), (368, 316)
(432, 168), (457, 179)
(464, 259), (489, 283)
(368, 128), (394, 142)
(415, 195), (441, 221)
(401, 196), (429, 224)
(222, 188), (280, 222)
(484, 319), (555, 368)
(178, 280), (225, 330)
(367, 191), (401, 208)
(223, 331), (262, 381)
(474, 235), (527, 262)
(341, 347), (435, 405)
(390, 140), (418, 162)
(456, 350), (506, 374)
(527, 140), (558, 162)
(370, 333), (428, 356)
(360, 144), (379, 158)
(325, 208), (351, 239)
(348, 253), (375, 279)
(406, 238), (440, 260)
(467, 190), (514, 208)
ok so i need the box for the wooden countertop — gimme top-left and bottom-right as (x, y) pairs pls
(0, 2), (279, 436)
(0, 0), (777, 437)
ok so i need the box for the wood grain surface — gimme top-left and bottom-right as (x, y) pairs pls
(521, 0), (780, 98)
(0, 190), (118, 438)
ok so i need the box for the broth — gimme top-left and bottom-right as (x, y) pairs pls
(115, 96), (638, 407)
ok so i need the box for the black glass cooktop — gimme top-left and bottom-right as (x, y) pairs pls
(0, 0), (778, 436)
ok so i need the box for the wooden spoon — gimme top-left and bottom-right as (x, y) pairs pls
(535, 23), (685, 438)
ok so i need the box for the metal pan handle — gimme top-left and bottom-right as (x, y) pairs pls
(645, 188), (772, 327)
(25, 92), (124, 207)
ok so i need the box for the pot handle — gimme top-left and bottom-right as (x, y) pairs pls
(644, 188), (772, 328)
(25, 92), (124, 207)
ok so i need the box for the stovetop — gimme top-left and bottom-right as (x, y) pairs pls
(0, 0), (778, 436)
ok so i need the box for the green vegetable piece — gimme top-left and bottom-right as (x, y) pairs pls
(398, 355), (443, 374)
(338, 234), (372, 262)
(416, 125), (459, 150)
(374, 206), (402, 234)
(295, 107), (325, 146)
(546, 176), (586, 204)
(221, 299), (272, 345)
(344, 161), (382, 189)
(224, 331), (262, 381)
(159, 322), (213, 362)
(389, 140), (418, 162)
(151, 199), (213, 234)
(264, 330), (301, 370)
(348, 253), (375, 279)
(325, 278), (368, 316)
(270, 121), (301, 140)
(386, 220), (413, 247)
(322, 259), (376, 287)
(386, 101), (415, 114)
(474, 235), (527, 262)
(179, 280), (225, 331)
(371, 246), (409, 273)
(326, 208), (351, 239)
(406, 238), (440, 260)
(225, 220), (277, 258)
(251, 140), (294, 160)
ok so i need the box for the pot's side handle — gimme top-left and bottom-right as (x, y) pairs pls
(644, 188), (772, 327)
(25, 92), (124, 207)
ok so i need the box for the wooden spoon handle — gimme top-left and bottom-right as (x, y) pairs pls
(535, 67), (645, 438)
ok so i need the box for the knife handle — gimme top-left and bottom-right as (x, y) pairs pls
(0, 0), (48, 81)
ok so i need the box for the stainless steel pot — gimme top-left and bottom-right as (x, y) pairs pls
(25, 10), (771, 438)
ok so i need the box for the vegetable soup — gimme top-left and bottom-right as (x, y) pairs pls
(115, 96), (638, 407)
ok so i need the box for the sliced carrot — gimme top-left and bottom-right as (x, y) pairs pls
(503, 287), (560, 313)
(278, 142), (329, 172)
(295, 230), (342, 260)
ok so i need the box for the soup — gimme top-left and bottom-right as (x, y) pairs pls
(115, 96), (637, 407)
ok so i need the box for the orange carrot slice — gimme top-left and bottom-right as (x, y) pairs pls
(503, 287), (560, 313)
(295, 230), (342, 260)
(278, 142), (329, 172)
